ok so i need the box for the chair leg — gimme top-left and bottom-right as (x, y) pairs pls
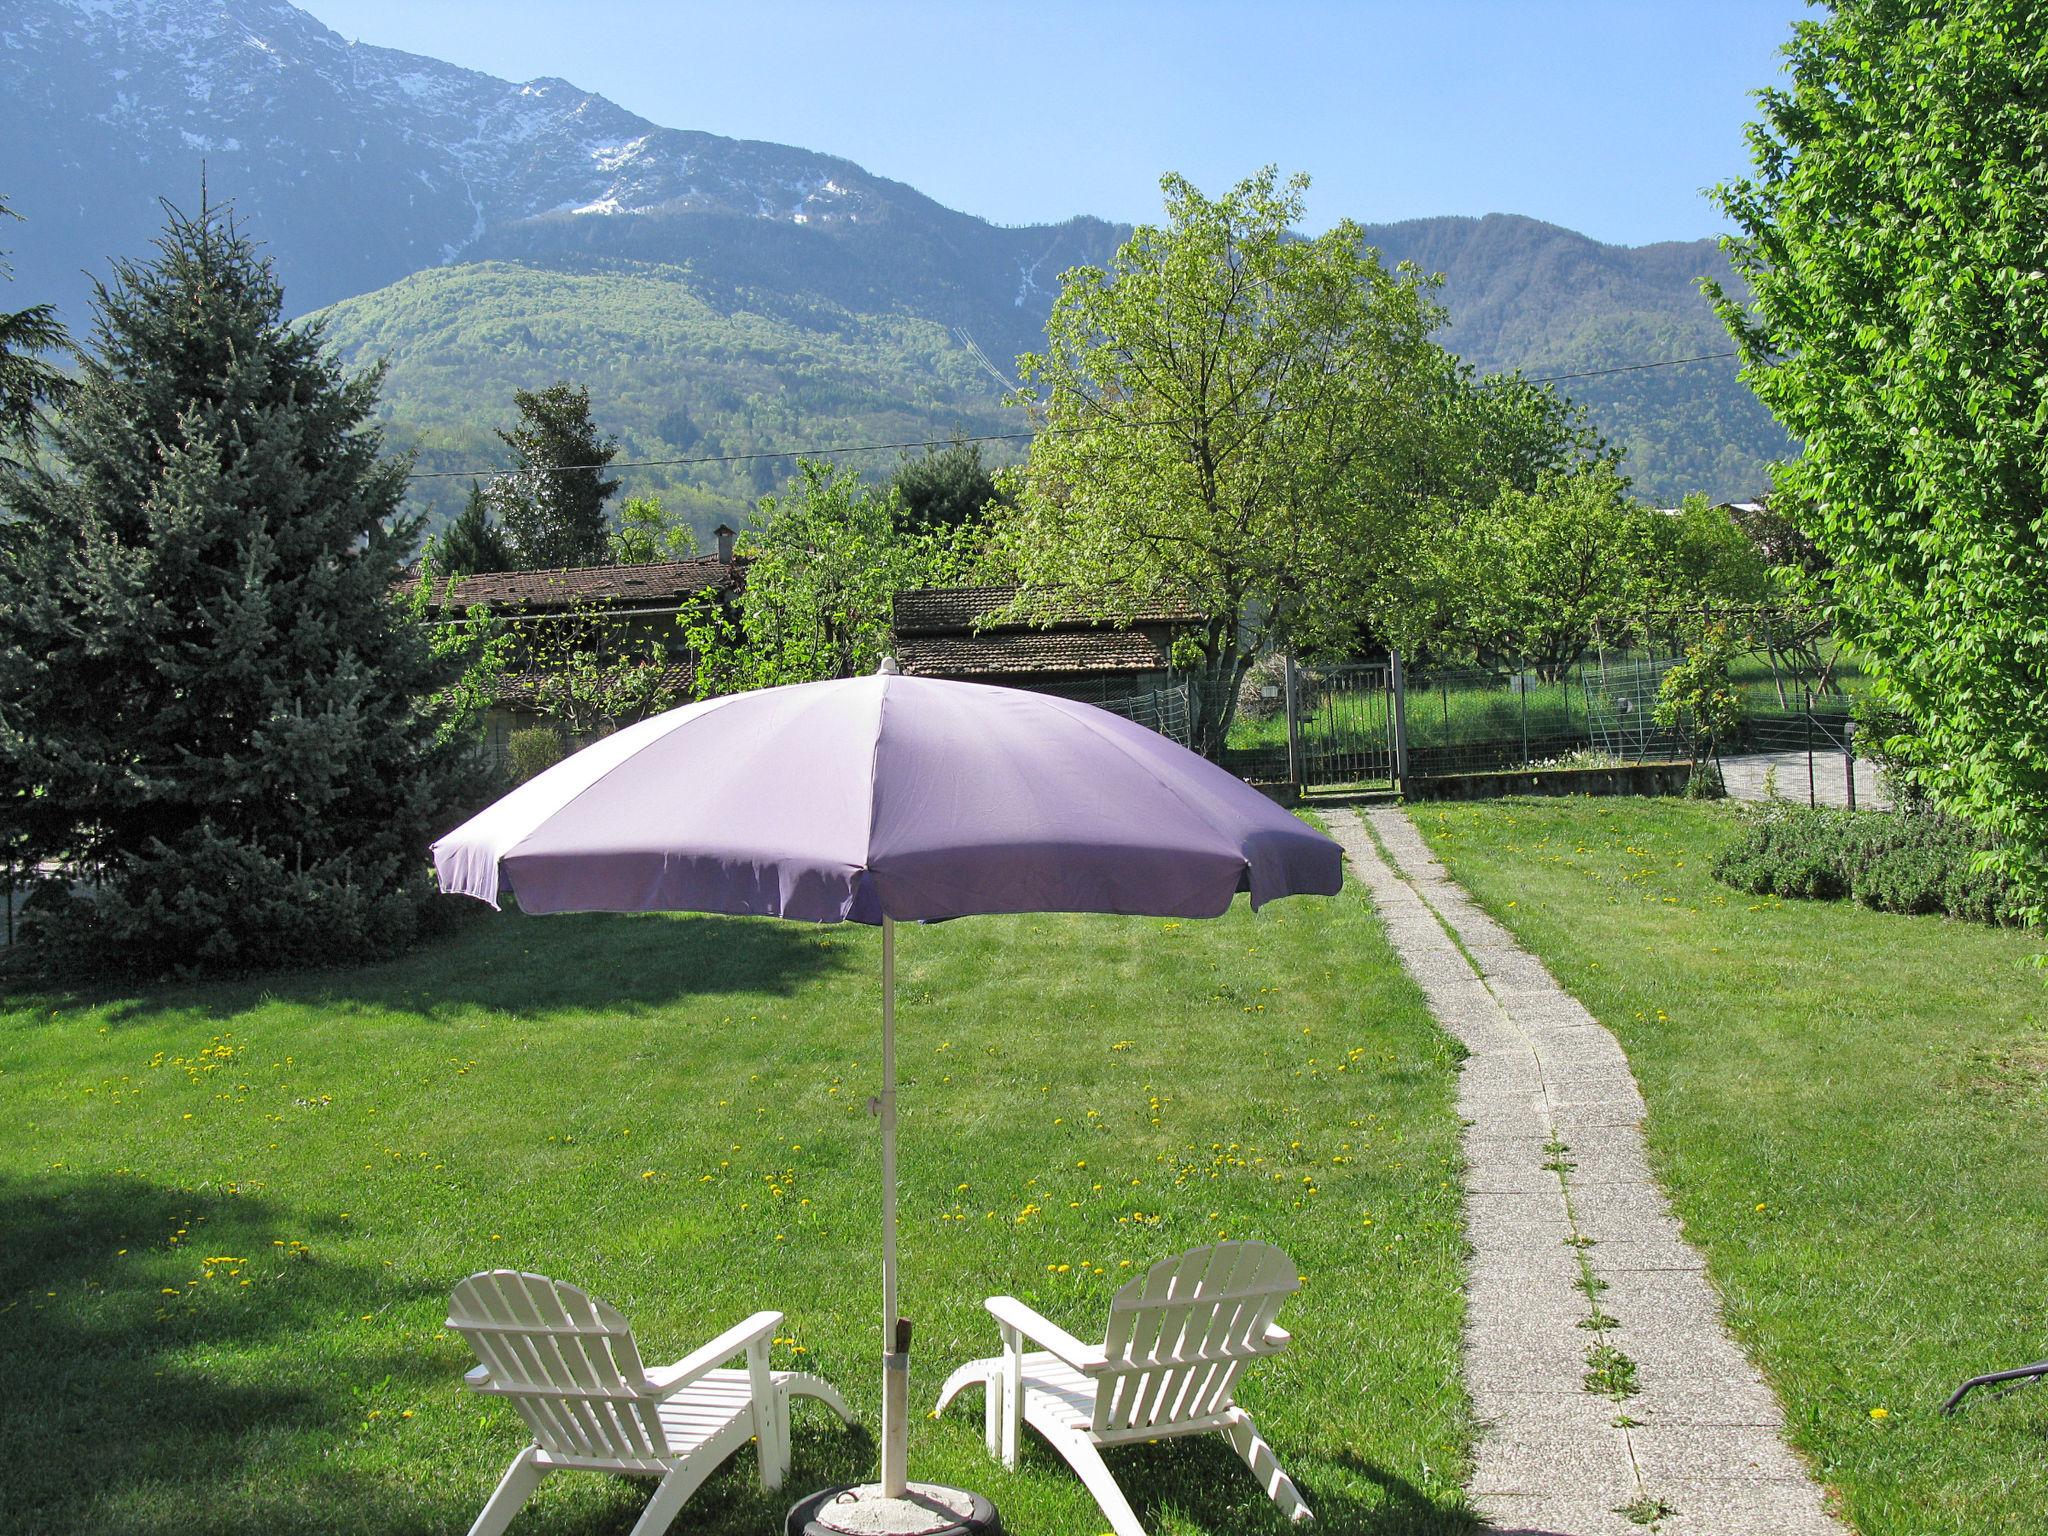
(749, 1337), (786, 1490)
(1224, 1411), (1313, 1524)
(626, 1461), (718, 1536)
(984, 1363), (1003, 1460)
(1000, 1328), (1023, 1471)
(467, 1446), (549, 1536)
(1030, 1415), (1147, 1536)
(756, 1382), (788, 1492)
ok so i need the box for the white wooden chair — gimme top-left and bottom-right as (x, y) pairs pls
(934, 1240), (1312, 1535)
(448, 1270), (853, 1536)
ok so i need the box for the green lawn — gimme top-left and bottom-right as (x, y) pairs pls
(1410, 797), (2048, 1536)
(2, 883), (1473, 1535)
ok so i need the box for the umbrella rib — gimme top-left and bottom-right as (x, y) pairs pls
(495, 692), (753, 871)
(1033, 695), (1259, 873)
(858, 679), (891, 915)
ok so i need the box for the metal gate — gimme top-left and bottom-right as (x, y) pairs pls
(1583, 654), (1681, 761)
(1292, 661), (1396, 789)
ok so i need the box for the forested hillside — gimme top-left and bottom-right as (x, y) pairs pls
(1369, 214), (1793, 500)
(317, 259), (1019, 529)
(322, 215), (1791, 534)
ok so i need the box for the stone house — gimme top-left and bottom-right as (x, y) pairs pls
(889, 584), (1203, 703)
(421, 526), (742, 767)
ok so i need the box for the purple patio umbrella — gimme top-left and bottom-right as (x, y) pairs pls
(433, 663), (1341, 1531)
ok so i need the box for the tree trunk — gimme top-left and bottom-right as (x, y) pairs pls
(1190, 648), (1253, 762)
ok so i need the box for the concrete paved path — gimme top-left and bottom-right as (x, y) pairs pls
(1325, 807), (1845, 1536)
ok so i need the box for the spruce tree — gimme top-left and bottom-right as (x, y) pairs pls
(0, 199), (480, 973)
(0, 195), (72, 471)
(437, 480), (511, 576)
(889, 436), (1005, 533)
(489, 382), (619, 569)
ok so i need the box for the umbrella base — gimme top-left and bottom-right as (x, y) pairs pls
(787, 1481), (1000, 1536)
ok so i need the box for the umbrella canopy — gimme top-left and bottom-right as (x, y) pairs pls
(432, 667), (1341, 1517)
(434, 670), (1339, 922)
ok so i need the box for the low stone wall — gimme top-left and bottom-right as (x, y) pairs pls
(1405, 760), (1694, 801)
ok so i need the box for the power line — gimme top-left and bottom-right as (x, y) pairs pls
(1522, 350), (1740, 385)
(402, 348), (1746, 484)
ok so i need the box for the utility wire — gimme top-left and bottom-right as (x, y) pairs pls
(403, 348), (1745, 484)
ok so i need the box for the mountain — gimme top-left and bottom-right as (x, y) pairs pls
(317, 258), (1026, 530)
(0, 0), (1119, 362)
(1362, 215), (1792, 502)
(0, 0), (1788, 527)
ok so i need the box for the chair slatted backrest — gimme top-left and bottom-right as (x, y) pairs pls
(449, 1270), (668, 1466)
(1093, 1241), (1297, 1435)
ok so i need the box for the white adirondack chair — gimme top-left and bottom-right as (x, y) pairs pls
(448, 1270), (853, 1536)
(934, 1240), (1312, 1536)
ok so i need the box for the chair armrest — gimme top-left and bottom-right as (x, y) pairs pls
(1265, 1325), (1292, 1349)
(464, 1363), (492, 1391)
(985, 1296), (1108, 1373)
(645, 1310), (783, 1397)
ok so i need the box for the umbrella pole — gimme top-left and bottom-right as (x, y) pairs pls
(879, 914), (909, 1498)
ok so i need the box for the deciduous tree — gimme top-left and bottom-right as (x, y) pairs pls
(1426, 464), (1662, 677)
(999, 168), (1458, 756)
(1709, 0), (2048, 913)
(607, 494), (697, 564)
(684, 459), (973, 694)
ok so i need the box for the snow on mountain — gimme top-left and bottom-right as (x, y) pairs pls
(0, 0), (970, 318)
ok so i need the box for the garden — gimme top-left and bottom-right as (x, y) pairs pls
(12, 793), (2048, 1535)
(0, 882), (1475, 1536)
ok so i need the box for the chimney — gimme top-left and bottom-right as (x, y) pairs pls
(714, 523), (736, 564)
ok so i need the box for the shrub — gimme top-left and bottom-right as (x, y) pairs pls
(1850, 692), (1929, 810)
(1683, 762), (1727, 800)
(508, 727), (566, 785)
(1713, 806), (2023, 925)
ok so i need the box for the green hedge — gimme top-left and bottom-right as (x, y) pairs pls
(1713, 806), (2022, 925)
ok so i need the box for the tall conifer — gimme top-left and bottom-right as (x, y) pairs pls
(490, 382), (618, 569)
(437, 480), (511, 576)
(0, 199), (479, 972)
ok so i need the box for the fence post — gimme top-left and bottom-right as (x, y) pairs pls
(1805, 688), (1816, 807)
(1519, 660), (1530, 768)
(1389, 650), (1411, 796)
(1282, 652), (1303, 791)
(1844, 718), (1857, 811)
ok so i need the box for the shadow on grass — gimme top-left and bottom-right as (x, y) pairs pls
(0, 1172), (429, 1534)
(1020, 1432), (1478, 1536)
(0, 1172), (879, 1536)
(23, 907), (858, 1027)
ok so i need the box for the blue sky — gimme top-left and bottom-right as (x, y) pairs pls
(304, 0), (1808, 247)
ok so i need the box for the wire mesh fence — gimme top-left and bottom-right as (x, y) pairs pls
(1090, 677), (1195, 748)
(1212, 645), (1870, 789)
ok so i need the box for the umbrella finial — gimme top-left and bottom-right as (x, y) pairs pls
(876, 655), (901, 675)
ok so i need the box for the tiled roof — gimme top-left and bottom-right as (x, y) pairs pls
(896, 628), (1174, 679)
(425, 556), (742, 612)
(891, 584), (1202, 636)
